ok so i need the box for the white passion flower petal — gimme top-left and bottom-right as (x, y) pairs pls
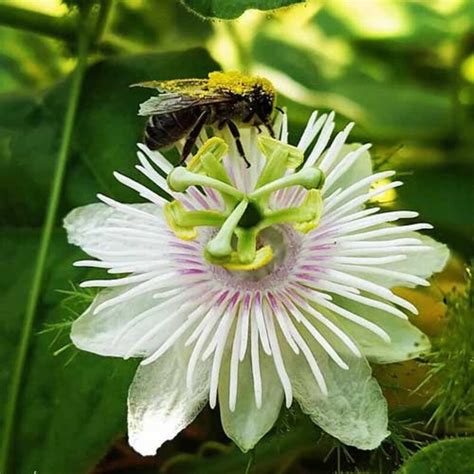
(65, 108), (448, 455)
(64, 201), (165, 261)
(374, 231), (449, 287)
(71, 286), (201, 358)
(128, 343), (211, 455)
(320, 298), (431, 363)
(320, 144), (373, 196)
(286, 326), (389, 450)
(335, 230), (449, 289)
(218, 332), (284, 451)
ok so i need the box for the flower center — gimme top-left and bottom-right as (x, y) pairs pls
(164, 136), (325, 271)
(208, 225), (301, 290)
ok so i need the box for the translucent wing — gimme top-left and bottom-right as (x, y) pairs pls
(133, 78), (236, 116)
(137, 93), (200, 116)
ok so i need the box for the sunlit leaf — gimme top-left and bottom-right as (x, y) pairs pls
(253, 32), (451, 140)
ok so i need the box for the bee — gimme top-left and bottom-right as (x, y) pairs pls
(133, 71), (278, 167)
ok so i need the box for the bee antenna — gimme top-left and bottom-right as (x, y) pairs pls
(275, 106), (285, 115)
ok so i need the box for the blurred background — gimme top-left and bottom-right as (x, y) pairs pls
(0, 0), (473, 473)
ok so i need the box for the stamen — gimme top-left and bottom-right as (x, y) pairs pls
(258, 136), (304, 170)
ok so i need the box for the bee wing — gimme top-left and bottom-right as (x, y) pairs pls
(137, 93), (197, 116)
(137, 91), (234, 116)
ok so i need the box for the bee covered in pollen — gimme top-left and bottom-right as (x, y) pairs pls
(133, 71), (278, 166)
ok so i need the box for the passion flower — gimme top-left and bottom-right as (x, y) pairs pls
(64, 111), (448, 455)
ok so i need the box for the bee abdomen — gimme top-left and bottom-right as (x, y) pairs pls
(144, 109), (201, 150)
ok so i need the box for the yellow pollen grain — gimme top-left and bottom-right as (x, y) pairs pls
(207, 71), (275, 96)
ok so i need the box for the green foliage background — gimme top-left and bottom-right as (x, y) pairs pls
(0, 0), (473, 473)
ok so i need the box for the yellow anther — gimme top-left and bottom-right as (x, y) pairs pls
(163, 201), (197, 241)
(293, 220), (318, 234)
(293, 190), (323, 234)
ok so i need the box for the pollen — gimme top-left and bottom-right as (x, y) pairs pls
(207, 71), (275, 96)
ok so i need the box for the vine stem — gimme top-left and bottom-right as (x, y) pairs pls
(244, 449), (255, 474)
(0, 7), (94, 473)
(0, 3), (76, 41)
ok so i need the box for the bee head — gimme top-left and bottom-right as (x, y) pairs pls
(248, 85), (275, 119)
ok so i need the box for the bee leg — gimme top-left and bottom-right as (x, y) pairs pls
(265, 121), (276, 138)
(179, 110), (210, 165)
(227, 120), (251, 168)
(256, 112), (275, 138)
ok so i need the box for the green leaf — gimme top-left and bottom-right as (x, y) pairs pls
(113, 0), (212, 49)
(0, 228), (138, 474)
(0, 93), (48, 226)
(0, 28), (66, 95)
(180, 0), (305, 20)
(397, 437), (474, 474)
(397, 166), (474, 253)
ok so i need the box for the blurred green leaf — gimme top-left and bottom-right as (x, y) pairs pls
(0, 228), (138, 474)
(0, 27), (67, 95)
(397, 437), (474, 474)
(254, 32), (451, 140)
(112, 0), (212, 50)
(180, 0), (305, 19)
(396, 165), (474, 255)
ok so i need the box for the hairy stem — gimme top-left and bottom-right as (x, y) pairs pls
(0, 6), (94, 473)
